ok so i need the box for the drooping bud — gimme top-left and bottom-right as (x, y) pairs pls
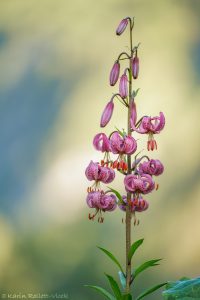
(100, 99), (114, 127)
(130, 100), (137, 129)
(119, 73), (128, 99)
(131, 53), (139, 79)
(116, 18), (129, 36)
(109, 61), (120, 86)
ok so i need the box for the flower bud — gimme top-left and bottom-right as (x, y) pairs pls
(131, 55), (139, 79)
(116, 18), (129, 36)
(109, 61), (120, 86)
(119, 73), (128, 98)
(130, 100), (137, 128)
(100, 99), (114, 128)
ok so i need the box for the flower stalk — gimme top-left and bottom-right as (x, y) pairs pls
(84, 16), (166, 299)
(125, 17), (134, 294)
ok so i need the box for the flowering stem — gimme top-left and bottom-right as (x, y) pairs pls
(125, 18), (134, 294)
(117, 52), (131, 61)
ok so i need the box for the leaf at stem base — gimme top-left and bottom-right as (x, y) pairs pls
(97, 246), (124, 274)
(136, 282), (167, 300)
(84, 284), (115, 300)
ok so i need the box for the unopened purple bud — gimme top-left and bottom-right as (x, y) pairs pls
(110, 61), (120, 86)
(119, 73), (128, 99)
(131, 55), (139, 79)
(116, 18), (129, 36)
(100, 99), (114, 128)
(130, 100), (137, 128)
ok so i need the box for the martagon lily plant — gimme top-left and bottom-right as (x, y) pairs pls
(84, 17), (166, 300)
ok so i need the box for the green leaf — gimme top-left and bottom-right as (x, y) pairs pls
(132, 88), (140, 98)
(84, 285), (116, 300)
(98, 246), (124, 274)
(136, 282), (167, 300)
(128, 239), (144, 263)
(115, 127), (126, 137)
(107, 187), (124, 204)
(122, 294), (132, 300)
(118, 271), (126, 290)
(133, 259), (162, 278)
(162, 277), (200, 299)
(105, 274), (122, 300)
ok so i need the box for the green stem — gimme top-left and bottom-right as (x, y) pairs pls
(125, 17), (134, 294)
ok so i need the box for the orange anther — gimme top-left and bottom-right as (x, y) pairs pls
(113, 161), (118, 169)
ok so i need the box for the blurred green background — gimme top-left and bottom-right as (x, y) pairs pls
(0, 0), (200, 299)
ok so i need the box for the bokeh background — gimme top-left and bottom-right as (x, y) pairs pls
(0, 0), (200, 299)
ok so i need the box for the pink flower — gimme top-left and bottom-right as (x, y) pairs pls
(110, 61), (120, 86)
(131, 110), (165, 151)
(110, 131), (137, 155)
(86, 191), (102, 208)
(93, 133), (111, 152)
(98, 194), (117, 211)
(119, 195), (149, 212)
(124, 173), (155, 194)
(116, 18), (129, 35)
(100, 99), (114, 127)
(131, 55), (139, 79)
(132, 112), (165, 134)
(119, 73), (128, 98)
(119, 195), (135, 213)
(85, 161), (115, 184)
(139, 159), (164, 176)
(85, 161), (101, 181)
(86, 191), (117, 212)
(100, 166), (115, 184)
(134, 196), (149, 212)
